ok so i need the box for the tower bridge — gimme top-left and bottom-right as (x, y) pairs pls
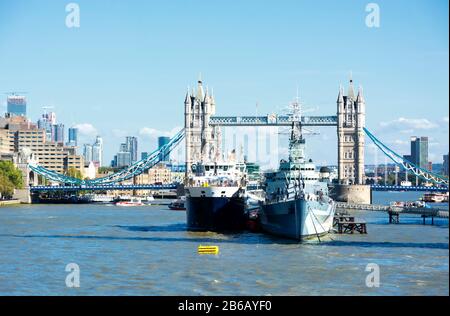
(21, 76), (448, 203)
(185, 76), (367, 198)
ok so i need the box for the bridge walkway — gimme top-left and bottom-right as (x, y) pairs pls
(335, 202), (449, 219)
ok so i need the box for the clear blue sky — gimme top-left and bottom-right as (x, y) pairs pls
(0, 0), (448, 166)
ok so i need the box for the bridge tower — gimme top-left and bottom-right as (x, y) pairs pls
(337, 76), (366, 185)
(12, 148), (38, 203)
(184, 77), (219, 174)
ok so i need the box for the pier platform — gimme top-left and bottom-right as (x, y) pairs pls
(336, 202), (449, 225)
(333, 214), (367, 234)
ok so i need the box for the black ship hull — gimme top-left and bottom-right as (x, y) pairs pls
(186, 196), (246, 232)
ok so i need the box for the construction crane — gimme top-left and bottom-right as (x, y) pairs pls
(3, 91), (28, 96)
(42, 105), (55, 113)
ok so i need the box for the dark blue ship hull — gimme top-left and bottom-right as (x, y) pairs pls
(186, 196), (246, 232)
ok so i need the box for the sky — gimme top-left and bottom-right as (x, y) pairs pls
(0, 0), (448, 168)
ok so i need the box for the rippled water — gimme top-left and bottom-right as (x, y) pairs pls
(0, 192), (448, 295)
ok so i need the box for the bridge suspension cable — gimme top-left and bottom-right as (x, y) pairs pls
(364, 127), (448, 188)
(28, 128), (185, 185)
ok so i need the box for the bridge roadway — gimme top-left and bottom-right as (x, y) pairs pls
(30, 183), (447, 193)
(370, 184), (448, 192)
(29, 184), (178, 192)
(335, 202), (449, 219)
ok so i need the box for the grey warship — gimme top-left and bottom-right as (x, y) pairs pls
(259, 100), (336, 241)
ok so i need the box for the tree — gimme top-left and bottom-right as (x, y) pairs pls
(0, 173), (15, 199)
(98, 167), (115, 174)
(0, 160), (24, 188)
(0, 160), (24, 199)
(66, 167), (83, 180)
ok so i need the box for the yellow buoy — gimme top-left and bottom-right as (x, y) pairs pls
(198, 245), (219, 255)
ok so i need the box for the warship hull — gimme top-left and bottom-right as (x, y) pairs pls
(260, 198), (335, 241)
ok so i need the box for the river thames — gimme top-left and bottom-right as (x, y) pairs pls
(0, 191), (448, 296)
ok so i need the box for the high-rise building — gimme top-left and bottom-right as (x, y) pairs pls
(51, 123), (65, 144)
(443, 153), (449, 176)
(83, 144), (93, 163)
(411, 136), (428, 169)
(117, 151), (131, 167)
(112, 137), (138, 168)
(125, 136), (138, 163)
(6, 95), (27, 117)
(68, 127), (78, 146)
(92, 136), (103, 167)
(141, 152), (149, 160)
(37, 111), (56, 141)
(404, 136), (428, 169)
(158, 136), (170, 162)
(82, 136), (103, 166)
(111, 155), (117, 168)
(44, 112), (56, 124)
(119, 143), (127, 152)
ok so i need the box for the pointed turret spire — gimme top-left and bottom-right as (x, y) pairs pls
(184, 87), (191, 104)
(210, 87), (215, 101)
(356, 85), (365, 103)
(347, 72), (355, 100)
(337, 84), (344, 103)
(196, 75), (204, 101)
(204, 86), (210, 103)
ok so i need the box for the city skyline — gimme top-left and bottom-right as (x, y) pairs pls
(0, 0), (448, 165)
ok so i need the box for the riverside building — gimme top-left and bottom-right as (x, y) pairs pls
(0, 116), (84, 176)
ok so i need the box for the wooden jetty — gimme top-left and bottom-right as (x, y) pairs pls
(335, 202), (449, 225)
(333, 214), (367, 234)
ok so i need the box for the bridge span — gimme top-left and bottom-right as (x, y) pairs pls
(29, 183), (447, 193)
(371, 185), (448, 192)
(29, 184), (178, 192)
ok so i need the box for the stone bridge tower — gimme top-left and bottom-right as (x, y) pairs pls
(12, 148), (38, 203)
(184, 77), (219, 174)
(337, 76), (366, 185)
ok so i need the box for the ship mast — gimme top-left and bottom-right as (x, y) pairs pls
(288, 96), (305, 163)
